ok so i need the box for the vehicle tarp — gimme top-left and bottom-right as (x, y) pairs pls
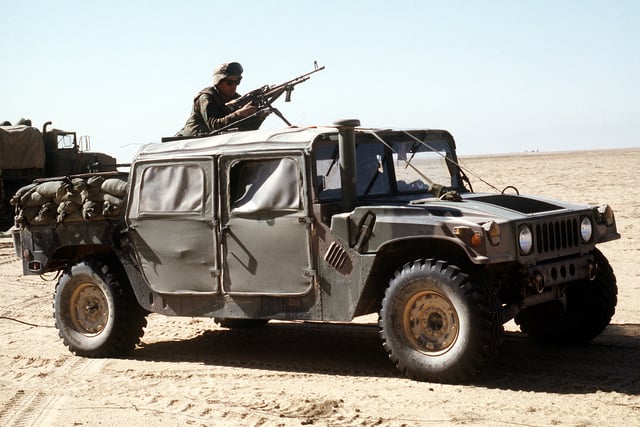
(0, 125), (45, 169)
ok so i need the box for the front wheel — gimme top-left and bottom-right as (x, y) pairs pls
(54, 258), (147, 357)
(379, 259), (502, 383)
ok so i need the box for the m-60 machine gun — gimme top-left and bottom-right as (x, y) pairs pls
(215, 62), (325, 133)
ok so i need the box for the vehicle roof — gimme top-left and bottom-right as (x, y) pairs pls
(134, 125), (455, 161)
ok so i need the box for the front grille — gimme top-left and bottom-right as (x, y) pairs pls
(535, 218), (580, 254)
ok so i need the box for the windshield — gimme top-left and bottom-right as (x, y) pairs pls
(392, 141), (452, 193)
(314, 130), (460, 201)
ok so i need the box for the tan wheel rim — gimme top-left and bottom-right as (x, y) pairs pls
(69, 282), (109, 335)
(402, 289), (459, 355)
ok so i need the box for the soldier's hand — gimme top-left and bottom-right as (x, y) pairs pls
(236, 102), (258, 118)
(256, 108), (272, 120)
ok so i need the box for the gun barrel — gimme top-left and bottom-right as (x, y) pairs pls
(225, 65), (325, 112)
(295, 66), (325, 82)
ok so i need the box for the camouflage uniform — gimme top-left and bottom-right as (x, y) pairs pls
(177, 87), (244, 136)
(177, 62), (263, 136)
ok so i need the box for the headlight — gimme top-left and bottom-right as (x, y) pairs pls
(596, 204), (615, 226)
(580, 217), (593, 242)
(483, 221), (501, 246)
(518, 225), (533, 255)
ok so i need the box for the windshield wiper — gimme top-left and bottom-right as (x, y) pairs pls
(404, 141), (421, 169)
(324, 144), (340, 177)
(363, 154), (386, 195)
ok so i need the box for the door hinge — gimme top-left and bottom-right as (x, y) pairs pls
(298, 216), (313, 225)
(302, 268), (316, 278)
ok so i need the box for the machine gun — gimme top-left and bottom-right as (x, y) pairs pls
(219, 62), (325, 131)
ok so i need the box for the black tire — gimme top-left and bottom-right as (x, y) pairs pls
(215, 318), (270, 329)
(515, 249), (617, 344)
(379, 259), (502, 383)
(54, 258), (147, 357)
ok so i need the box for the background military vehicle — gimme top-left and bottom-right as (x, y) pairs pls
(12, 120), (620, 383)
(0, 120), (118, 227)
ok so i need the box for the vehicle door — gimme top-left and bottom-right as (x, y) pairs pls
(220, 153), (313, 295)
(126, 159), (219, 293)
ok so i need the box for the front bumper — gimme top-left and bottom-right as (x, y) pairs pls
(524, 253), (595, 293)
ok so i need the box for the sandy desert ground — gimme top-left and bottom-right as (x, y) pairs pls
(0, 148), (638, 426)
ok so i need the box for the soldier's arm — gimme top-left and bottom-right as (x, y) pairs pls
(197, 94), (242, 131)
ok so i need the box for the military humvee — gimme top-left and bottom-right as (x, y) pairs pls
(13, 120), (619, 383)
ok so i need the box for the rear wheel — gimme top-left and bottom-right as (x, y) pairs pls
(379, 259), (502, 383)
(54, 258), (147, 357)
(515, 249), (617, 344)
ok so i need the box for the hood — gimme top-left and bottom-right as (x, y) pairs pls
(329, 192), (598, 258)
(407, 192), (592, 222)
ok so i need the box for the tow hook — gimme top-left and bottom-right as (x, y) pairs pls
(528, 272), (545, 294)
(588, 261), (599, 281)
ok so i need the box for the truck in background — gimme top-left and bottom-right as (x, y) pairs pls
(0, 120), (118, 227)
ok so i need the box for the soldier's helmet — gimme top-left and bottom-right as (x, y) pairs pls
(212, 62), (243, 85)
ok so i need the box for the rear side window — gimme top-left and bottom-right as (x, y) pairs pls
(229, 158), (301, 214)
(139, 164), (204, 213)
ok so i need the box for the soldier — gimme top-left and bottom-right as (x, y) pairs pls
(177, 62), (266, 136)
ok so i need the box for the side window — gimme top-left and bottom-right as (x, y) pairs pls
(139, 164), (204, 213)
(229, 158), (301, 214)
(57, 133), (76, 149)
